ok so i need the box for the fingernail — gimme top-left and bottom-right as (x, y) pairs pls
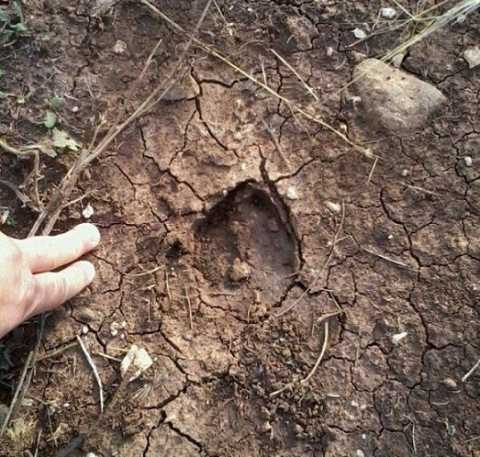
(84, 262), (96, 283)
(79, 223), (101, 249)
(88, 225), (101, 249)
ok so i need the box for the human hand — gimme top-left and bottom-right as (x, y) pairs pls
(0, 223), (100, 338)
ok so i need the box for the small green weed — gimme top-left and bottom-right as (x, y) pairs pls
(0, 1), (28, 47)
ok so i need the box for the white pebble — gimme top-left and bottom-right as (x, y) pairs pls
(86, 453), (98, 457)
(353, 28), (367, 40)
(82, 203), (94, 219)
(380, 7), (396, 19)
(464, 46), (480, 69)
(401, 169), (409, 177)
(356, 450), (366, 457)
(113, 40), (127, 55)
(81, 325), (89, 335)
(464, 156), (473, 167)
(325, 201), (341, 213)
(392, 331), (408, 344)
(286, 186), (300, 200)
(326, 46), (334, 57)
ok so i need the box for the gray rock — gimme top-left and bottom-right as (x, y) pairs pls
(354, 59), (447, 133)
(464, 46), (480, 69)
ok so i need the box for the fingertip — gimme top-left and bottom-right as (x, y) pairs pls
(78, 260), (96, 284)
(74, 223), (101, 250)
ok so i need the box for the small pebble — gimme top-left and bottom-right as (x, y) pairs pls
(464, 156), (473, 167)
(259, 421), (272, 433)
(82, 203), (94, 219)
(353, 28), (367, 40)
(464, 46), (480, 69)
(229, 258), (251, 282)
(401, 169), (409, 177)
(442, 377), (458, 389)
(392, 331), (408, 344)
(72, 106), (80, 113)
(113, 39), (128, 55)
(110, 322), (120, 337)
(286, 186), (300, 200)
(81, 325), (89, 335)
(356, 450), (366, 457)
(380, 7), (396, 19)
(294, 423), (304, 434)
(326, 46), (334, 57)
(326, 201), (341, 213)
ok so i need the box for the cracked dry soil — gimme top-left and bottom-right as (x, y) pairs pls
(1, 1), (480, 456)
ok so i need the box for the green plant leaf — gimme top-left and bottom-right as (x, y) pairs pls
(0, 8), (9, 23)
(49, 95), (63, 110)
(52, 128), (80, 152)
(44, 110), (57, 129)
(11, 22), (27, 33)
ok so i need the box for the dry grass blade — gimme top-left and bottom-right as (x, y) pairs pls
(300, 320), (330, 385)
(0, 352), (33, 436)
(76, 336), (104, 414)
(462, 357), (480, 382)
(362, 246), (415, 270)
(270, 48), (319, 101)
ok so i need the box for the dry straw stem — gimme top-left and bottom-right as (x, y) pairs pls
(270, 318), (331, 397)
(1, 0), (214, 436)
(270, 48), (319, 102)
(140, 0), (375, 159)
(462, 357), (480, 382)
(76, 335), (104, 414)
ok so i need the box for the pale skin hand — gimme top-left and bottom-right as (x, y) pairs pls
(0, 223), (100, 338)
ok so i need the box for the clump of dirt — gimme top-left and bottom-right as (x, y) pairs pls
(0, 1), (480, 457)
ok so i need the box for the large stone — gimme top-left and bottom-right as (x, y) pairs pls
(354, 58), (447, 133)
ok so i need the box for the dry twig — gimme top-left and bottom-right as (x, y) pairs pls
(76, 336), (104, 414)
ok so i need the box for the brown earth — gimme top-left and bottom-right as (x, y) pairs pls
(0, 1), (480, 456)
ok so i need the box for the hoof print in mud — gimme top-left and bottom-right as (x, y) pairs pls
(195, 182), (299, 305)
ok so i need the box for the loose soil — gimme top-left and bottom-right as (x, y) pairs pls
(0, 1), (479, 456)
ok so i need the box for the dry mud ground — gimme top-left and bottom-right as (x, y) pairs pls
(0, 1), (480, 456)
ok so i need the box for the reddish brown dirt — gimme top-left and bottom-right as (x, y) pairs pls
(1, 1), (480, 456)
